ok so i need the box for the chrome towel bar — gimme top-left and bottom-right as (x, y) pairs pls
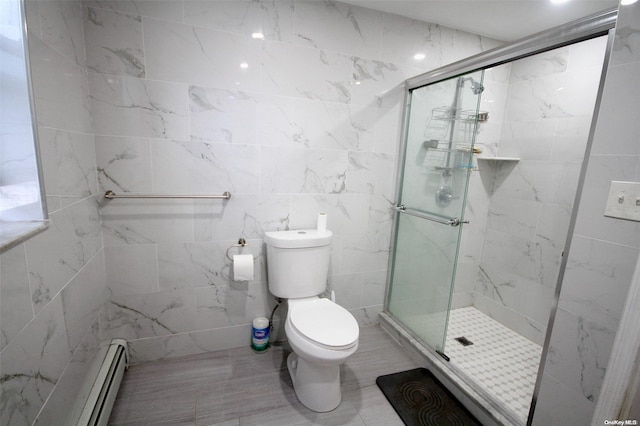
(104, 190), (231, 200)
(395, 204), (468, 227)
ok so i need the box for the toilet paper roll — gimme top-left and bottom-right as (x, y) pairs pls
(233, 254), (254, 281)
(317, 212), (327, 233)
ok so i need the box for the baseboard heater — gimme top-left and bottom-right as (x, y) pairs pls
(77, 338), (129, 426)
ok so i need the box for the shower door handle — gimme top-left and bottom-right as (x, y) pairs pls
(395, 205), (469, 227)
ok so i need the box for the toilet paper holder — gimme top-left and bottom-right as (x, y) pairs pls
(225, 238), (258, 262)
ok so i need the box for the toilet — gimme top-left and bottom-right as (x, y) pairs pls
(265, 229), (359, 412)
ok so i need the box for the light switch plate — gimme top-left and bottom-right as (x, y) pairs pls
(604, 181), (640, 222)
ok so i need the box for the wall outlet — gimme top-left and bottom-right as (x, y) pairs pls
(604, 181), (640, 222)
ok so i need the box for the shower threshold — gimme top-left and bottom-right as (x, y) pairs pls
(379, 308), (539, 426)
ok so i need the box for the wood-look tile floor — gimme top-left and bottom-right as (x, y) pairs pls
(108, 326), (420, 425)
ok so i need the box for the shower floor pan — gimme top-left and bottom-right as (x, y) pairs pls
(400, 306), (541, 423)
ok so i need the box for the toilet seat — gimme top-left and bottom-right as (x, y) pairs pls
(289, 298), (359, 350)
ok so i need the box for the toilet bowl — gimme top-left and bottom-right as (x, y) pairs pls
(285, 297), (359, 412)
(264, 229), (360, 412)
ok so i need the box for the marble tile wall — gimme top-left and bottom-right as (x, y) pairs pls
(88, 0), (500, 363)
(454, 37), (608, 346)
(533, 3), (640, 424)
(0, 1), (107, 425)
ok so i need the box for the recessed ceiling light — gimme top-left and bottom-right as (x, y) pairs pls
(414, 53), (426, 61)
(621, 0), (637, 5)
(240, 62), (249, 69)
(251, 32), (264, 39)
(549, 0), (570, 4)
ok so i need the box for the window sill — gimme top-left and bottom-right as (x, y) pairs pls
(0, 220), (49, 253)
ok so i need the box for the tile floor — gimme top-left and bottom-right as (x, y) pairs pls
(445, 307), (542, 423)
(108, 326), (420, 425)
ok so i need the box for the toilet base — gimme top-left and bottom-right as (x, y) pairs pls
(287, 353), (341, 412)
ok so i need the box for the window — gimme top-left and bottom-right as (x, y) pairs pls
(0, 0), (48, 250)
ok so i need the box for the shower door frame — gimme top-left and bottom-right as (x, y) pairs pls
(385, 7), (617, 425)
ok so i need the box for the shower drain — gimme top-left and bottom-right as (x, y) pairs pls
(455, 336), (473, 346)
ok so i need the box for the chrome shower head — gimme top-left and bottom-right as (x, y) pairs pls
(470, 80), (484, 95)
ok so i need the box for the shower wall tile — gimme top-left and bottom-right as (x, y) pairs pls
(559, 236), (639, 331)
(340, 233), (391, 275)
(346, 152), (396, 197)
(349, 57), (407, 107)
(152, 141), (260, 195)
(551, 116), (594, 162)
(107, 288), (196, 340)
(535, 203), (573, 251)
(0, 244), (33, 350)
(486, 197), (540, 241)
(482, 230), (555, 288)
(491, 161), (582, 207)
(349, 304), (384, 327)
(61, 250), (107, 350)
(83, 6), (145, 77)
(101, 199), (194, 246)
(292, 100), (370, 150)
(497, 120), (557, 161)
(25, 197), (102, 314)
(156, 239), (266, 291)
(89, 73), (189, 139)
(144, 18), (261, 91)
(261, 40), (353, 103)
(0, 296), (71, 426)
(183, 0), (294, 42)
(468, 36), (608, 355)
(37, 0), (86, 67)
(380, 13), (499, 72)
(473, 293), (546, 345)
(478, 263), (555, 326)
(193, 194), (290, 241)
(532, 373), (595, 426)
(33, 319), (102, 426)
(260, 146), (348, 194)
(544, 308), (615, 404)
(86, 0), (184, 21)
(95, 135), (153, 193)
(288, 194), (371, 235)
(510, 47), (569, 80)
(330, 270), (388, 309)
(104, 244), (159, 297)
(38, 128), (97, 198)
(505, 68), (603, 122)
(195, 281), (272, 331)
(28, 36), (92, 134)
(293, 0), (383, 58)
(189, 86), (260, 145)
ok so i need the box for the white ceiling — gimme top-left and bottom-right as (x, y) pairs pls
(342, 0), (618, 41)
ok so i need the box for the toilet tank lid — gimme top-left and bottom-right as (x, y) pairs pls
(265, 230), (332, 248)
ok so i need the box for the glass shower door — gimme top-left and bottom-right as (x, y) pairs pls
(388, 71), (484, 355)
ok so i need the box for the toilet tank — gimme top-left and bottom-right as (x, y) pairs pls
(264, 229), (332, 298)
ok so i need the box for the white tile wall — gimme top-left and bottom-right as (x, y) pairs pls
(534, 3), (640, 424)
(89, 0), (499, 362)
(454, 36), (608, 346)
(1, 2), (106, 425)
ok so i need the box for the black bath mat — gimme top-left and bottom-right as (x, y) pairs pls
(376, 368), (481, 426)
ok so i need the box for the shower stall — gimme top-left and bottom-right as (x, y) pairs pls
(383, 9), (616, 425)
